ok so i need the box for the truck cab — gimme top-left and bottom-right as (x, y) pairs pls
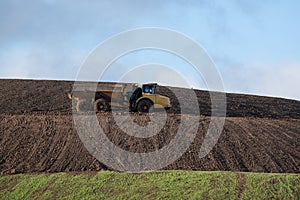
(129, 83), (171, 112)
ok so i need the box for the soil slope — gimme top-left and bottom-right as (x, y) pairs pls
(0, 79), (299, 174)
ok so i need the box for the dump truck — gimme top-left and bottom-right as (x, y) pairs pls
(68, 82), (171, 113)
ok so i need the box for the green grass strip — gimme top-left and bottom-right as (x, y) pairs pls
(0, 171), (299, 200)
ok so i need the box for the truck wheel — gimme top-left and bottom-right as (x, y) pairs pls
(76, 100), (93, 112)
(137, 99), (153, 113)
(94, 99), (108, 112)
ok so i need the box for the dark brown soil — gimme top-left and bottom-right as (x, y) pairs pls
(1, 79), (300, 118)
(0, 79), (299, 174)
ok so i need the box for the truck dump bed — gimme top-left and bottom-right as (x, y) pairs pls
(72, 82), (137, 92)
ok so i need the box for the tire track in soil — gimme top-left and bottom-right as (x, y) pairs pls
(236, 173), (247, 198)
(229, 118), (299, 173)
(1, 114), (299, 174)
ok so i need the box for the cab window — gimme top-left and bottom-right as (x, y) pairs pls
(142, 85), (155, 94)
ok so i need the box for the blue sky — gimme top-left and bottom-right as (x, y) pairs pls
(0, 0), (300, 100)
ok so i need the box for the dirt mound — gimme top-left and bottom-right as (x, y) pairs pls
(0, 79), (73, 114)
(0, 113), (299, 174)
(0, 79), (299, 174)
(1, 79), (300, 118)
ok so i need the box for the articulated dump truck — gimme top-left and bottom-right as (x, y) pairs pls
(68, 82), (171, 113)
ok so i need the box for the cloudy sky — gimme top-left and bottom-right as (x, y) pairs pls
(1, 0), (300, 100)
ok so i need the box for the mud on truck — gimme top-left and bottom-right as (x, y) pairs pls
(68, 83), (171, 113)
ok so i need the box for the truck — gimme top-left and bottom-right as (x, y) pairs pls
(68, 82), (171, 113)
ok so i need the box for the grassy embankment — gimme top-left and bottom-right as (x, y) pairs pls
(0, 170), (299, 199)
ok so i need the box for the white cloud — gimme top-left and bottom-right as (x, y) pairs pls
(115, 64), (194, 89)
(221, 61), (300, 100)
(0, 46), (84, 80)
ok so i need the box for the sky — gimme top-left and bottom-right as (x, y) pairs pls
(0, 0), (300, 100)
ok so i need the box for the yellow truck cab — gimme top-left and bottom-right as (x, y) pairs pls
(129, 83), (171, 112)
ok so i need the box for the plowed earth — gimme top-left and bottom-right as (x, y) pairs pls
(0, 79), (299, 174)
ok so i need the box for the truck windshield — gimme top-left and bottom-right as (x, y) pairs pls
(142, 85), (155, 94)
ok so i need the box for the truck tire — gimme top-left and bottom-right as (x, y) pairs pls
(94, 99), (108, 112)
(137, 99), (153, 113)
